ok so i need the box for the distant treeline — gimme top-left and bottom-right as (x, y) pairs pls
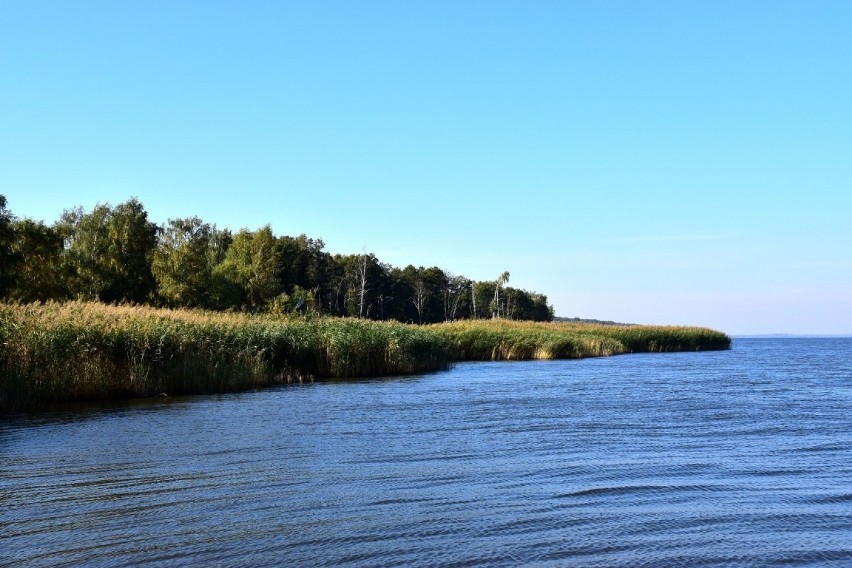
(553, 316), (633, 326)
(0, 196), (553, 322)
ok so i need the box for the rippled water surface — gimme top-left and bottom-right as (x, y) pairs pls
(2, 338), (852, 566)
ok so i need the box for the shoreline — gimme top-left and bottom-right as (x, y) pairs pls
(0, 302), (731, 414)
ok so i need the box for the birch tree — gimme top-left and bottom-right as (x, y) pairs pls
(492, 271), (510, 318)
(443, 274), (469, 321)
(411, 275), (427, 324)
(356, 252), (369, 318)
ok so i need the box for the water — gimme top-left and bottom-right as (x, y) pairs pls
(2, 338), (851, 566)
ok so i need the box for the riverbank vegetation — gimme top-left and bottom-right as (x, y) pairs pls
(0, 195), (552, 322)
(0, 302), (731, 413)
(435, 319), (732, 360)
(0, 302), (451, 412)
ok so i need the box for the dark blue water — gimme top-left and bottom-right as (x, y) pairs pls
(2, 338), (851, 566)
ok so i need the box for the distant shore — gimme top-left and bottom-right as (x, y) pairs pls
(732, 334), (852, 339)
(0, 302), (731, 413)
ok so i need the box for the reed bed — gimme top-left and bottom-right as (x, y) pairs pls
(0, 302), (730, 412)
(0, 302), (450, 412)
(432, 319), (731, 361)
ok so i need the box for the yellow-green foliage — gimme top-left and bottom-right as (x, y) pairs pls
(0, 303), (730, 412)
(432, 319), (731, 361)
(0, 302), (450, 411)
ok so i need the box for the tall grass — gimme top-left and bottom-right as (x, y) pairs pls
(432, 319), (731, 360)
(0, 303), (730, 412)
(0, 302), (450, 412)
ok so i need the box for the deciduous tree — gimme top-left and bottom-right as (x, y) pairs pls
(215, 226), (279, 311)
(153, 217), (216, 308)
(0, 196), (19, 297)
(59, 198), (158, 303)
(8, 219), (65, 302)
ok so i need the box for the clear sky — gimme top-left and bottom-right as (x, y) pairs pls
(2, 1), (850, 335)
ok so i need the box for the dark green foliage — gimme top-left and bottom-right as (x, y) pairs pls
(503, 288), (554, 321)
(58, 198), (158, 303)
(0, 196), (19, 297)
(396, 265), (445, 323)
(8, 219), (66, 302)
(0, 195), (555, 322)
(275, 234), (332, 312)
(152, 217), (219, 308)
(215, 226), (280, 311)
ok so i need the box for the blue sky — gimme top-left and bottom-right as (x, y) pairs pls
(2, 1), (850, 335)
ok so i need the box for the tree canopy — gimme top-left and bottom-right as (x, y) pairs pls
(0, 195), (554, 322)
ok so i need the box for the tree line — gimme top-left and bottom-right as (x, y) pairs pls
(0, 195), (553, 323)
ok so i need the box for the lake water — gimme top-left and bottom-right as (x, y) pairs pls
(2, 338), (851, 566)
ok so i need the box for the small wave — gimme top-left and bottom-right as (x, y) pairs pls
(789, 442), (848, 453)
(743, 467), (813, 477)
(767, 549), (852, 565)
(556, 483), (716, 499)
(371, 496), (436, 506)
(799, 492), (852, 505)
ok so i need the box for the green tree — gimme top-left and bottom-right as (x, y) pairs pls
(509, 290), (554, 321)
(0, 194), (557, 321)
(152, 217), (216, 308)
(8, 219), (66, 302)
(106, 199), (159, 302)
(57, 205), (108, 300)
(471, 280), (496, 319)
(0, 195), (19, 298)
(59, 198), (158, 303)
(275, 234), (335, 313)
(215, 226), (279, 311)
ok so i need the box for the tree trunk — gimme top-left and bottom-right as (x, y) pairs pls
(357, 253), (368, 318)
